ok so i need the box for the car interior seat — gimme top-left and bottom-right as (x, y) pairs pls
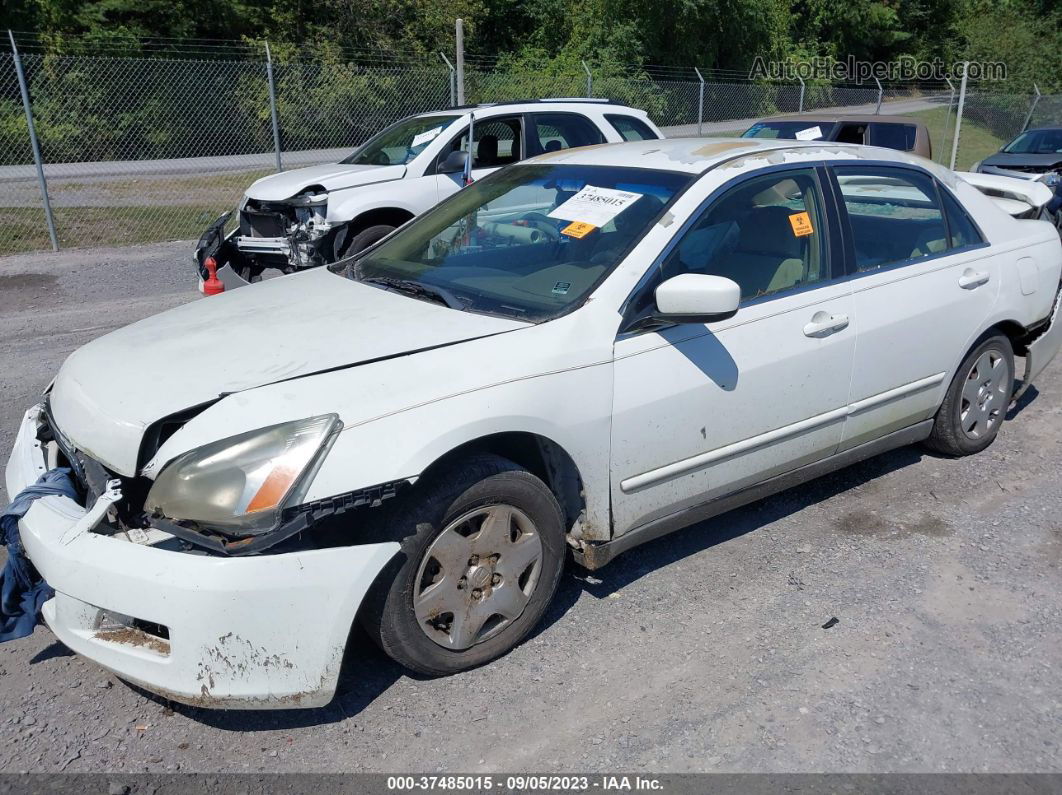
(476, 135), (499, 167)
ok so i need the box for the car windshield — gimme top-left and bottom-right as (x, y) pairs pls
(1002, 129), (1062, 155)
(343, 115), (461, 166)
(334, 164), (692, 321)
(742, 121), (828, 140)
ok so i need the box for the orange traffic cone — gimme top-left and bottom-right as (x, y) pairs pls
(203, 256), (225, 296)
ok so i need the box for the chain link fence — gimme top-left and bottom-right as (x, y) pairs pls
(1, 45), (1058, 256)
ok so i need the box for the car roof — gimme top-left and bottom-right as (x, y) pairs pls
(525, 137), (949, 177)
(753, 114), (924, 126)
(416, 99), (649, 117)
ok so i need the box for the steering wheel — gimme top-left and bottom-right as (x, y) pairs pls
(519, 212), (564, 242)
(373, 151), (392, 166)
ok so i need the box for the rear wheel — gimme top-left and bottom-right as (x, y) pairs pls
(925, 333), (1014, 456)
(361, 454), (566, 675)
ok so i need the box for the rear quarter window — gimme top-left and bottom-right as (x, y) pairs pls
(868, 123), (917, 152)
(606, 114), (660, 142)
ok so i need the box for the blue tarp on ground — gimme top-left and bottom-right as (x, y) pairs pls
(1, 468), (77, 642)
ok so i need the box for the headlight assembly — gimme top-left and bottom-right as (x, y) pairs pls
(146, 414), (340, 534)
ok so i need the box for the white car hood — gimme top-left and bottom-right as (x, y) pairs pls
(245, 162), (407, 202)
(48, 269), (527, 476)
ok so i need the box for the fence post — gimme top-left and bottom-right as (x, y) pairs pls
(265, 43), (283, 172)
(949, 63), (969, 171)
(455, 19), (465, 105)
(582, 61), (592, 97)
(940, 76), (956, 164)
(797, 75), (805, 113)
(873, 77), (883, 113)
(439, 52), (456, 107)
(1020, 83), (1042, 133)
(9, 30), (58, 251)
(694, 67), (705, 135)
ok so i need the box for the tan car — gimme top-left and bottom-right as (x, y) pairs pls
(741, 114), (933, 159)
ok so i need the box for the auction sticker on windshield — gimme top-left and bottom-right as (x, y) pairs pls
(548, 185), (644, 227)
(795, 126), (823, 141)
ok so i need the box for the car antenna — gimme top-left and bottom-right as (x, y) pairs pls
(463, 112), (475, 186)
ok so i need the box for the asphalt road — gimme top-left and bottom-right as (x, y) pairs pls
(1, 242), (1061, 774)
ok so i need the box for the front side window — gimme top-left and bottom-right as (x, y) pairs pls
(606, 114), (660, 142)
(657, 168), (828, 301)
(438, 116), (525, 170)
(833, 166), (948, 271)
(343, 115), (460, 166)
(534, 113), (605, 153)
(338, 164), (691, 321)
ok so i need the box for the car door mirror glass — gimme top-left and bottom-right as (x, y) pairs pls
(655, 273), (741, 321)
(438, 150), (469, 174)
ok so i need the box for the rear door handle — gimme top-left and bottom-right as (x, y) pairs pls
(803, 311), (850, 338)
(958, 269), (990, 289)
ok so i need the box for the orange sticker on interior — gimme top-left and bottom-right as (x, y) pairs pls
(788, 212), (814, 237)
(561, 221), (597, 239)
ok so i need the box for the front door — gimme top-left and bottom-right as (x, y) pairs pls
(435, 115), (526, 201)
(610, 166), (856, 534)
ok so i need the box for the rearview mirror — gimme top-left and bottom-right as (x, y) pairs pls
(438, 150), (469, 175)
(654, 273), (740, 322)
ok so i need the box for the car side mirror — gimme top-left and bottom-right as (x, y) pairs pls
(654, 273), (741, 322)
(438, 150), (469, 175)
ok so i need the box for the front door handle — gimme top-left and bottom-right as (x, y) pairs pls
(803, 311), (850, 338)
(958, 269), (990, 290)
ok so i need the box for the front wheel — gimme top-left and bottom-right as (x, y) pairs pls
(361, 454), (566, 676)
(925, 332), (1014, 456)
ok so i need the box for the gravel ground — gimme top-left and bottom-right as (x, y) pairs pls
(1, 243), (1061, 774)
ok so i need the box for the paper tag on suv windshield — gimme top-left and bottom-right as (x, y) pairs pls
(789, 211), (814, 236)
(548, 185), (644, 227)
(561, 221), (597, 239)
(795, 126), (822, 141)
(411, 126), (443, 148)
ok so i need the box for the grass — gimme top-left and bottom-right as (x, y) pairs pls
(906, 107), (1005, 170)
(0, 205), (229, 255)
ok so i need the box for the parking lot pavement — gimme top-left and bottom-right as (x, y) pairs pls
(1, 243), (1061, 773)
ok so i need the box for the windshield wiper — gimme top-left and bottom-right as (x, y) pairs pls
(361, 276), (466, 310)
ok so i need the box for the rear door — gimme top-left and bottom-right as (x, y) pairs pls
(433, 114), (528, 200)
(830, 164), (999, 449)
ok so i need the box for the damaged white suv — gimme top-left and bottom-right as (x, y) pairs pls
(196, 99), (662, 290)
(10, 138), (1062, 709)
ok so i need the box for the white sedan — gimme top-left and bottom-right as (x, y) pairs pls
(8, 138), (1062, 709)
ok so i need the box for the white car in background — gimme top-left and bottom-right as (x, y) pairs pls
(11, 138), (1061, 709)
(195, 99), (662, 290)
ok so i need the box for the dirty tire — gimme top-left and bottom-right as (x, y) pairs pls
(925, 332), (1014, 457)
(361, 454), (566, 676)
(341, 224), (395, 259)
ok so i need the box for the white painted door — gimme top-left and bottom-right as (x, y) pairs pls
(830, 166), (1001, 450)
(610, 167), (856, 535)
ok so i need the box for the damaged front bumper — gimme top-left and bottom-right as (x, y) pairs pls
(6, 405), (399, 710)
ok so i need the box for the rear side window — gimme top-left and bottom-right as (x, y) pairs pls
(833, 166), (947, 271)
(940, 187), (984, 249)
(533, 113), (605, 154)
(869, 123), (917, 152)
(606, 114), (659, 142)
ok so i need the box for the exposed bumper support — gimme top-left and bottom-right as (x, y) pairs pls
(1014, 290), (1062, 403)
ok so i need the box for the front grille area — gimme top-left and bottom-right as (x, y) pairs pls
(240, 204), (290, 237)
